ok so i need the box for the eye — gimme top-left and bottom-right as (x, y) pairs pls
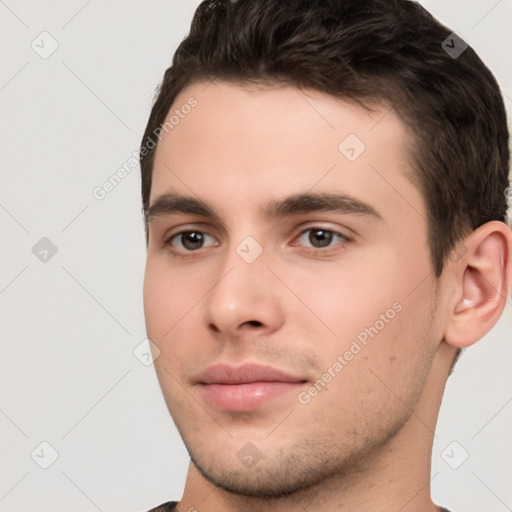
(167, 230), (217, 252)
(295, 228), (346, 249)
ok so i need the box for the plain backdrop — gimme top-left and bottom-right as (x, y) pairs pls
(1, 1), (511, 511)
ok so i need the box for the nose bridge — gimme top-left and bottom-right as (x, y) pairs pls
(219, 231), (270, 290)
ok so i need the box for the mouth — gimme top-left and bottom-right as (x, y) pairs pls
(195, 363), (309, 412)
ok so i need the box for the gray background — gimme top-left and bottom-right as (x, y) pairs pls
(1, 1), (511, 511)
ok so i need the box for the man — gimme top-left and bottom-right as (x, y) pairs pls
(140, 0), (512, 510)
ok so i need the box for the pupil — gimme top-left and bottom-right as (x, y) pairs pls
(182, 231), (204, 250)
(309, 229), (332, 247)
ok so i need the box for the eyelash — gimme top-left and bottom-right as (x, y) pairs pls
(163, 231), (218, 259)
(163, 227), (351, 258)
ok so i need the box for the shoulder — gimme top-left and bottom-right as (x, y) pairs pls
(144, 501), (179, 512)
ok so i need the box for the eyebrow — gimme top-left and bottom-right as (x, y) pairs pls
(146, 194), (218, 224)
(264, 192), (383, 220)
(146, 192), (383, 224)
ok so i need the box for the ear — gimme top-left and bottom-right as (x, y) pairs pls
(444, 221), (512, 349)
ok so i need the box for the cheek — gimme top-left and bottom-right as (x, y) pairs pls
(143, 256), (217, 375)
(282, 257), (403, 344)
(144, 260), (193, 374)
(295, 291), (436, 438)
(143, 256), (206, 334)
(143, 260), (174, 338)
(283, 249), (436, 369)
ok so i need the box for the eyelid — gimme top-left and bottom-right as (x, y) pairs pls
(162, 222), (217, 241)
(161, 224), (220, 251)
(169, 231), (217, 250)
(160, 222), (352, 257)
(291, 222), (353, 241)
(288, 225), (352, 253)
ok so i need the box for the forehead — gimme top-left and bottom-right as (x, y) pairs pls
(150, 80), (423, 224)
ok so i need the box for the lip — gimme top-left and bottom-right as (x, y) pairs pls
(195, 363), (308, 412)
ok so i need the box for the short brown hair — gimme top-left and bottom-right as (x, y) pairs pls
(140, 0), (510, 277)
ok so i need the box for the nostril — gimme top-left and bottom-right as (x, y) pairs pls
(244, 320), (263, 327)
(208, 323), (220, 333)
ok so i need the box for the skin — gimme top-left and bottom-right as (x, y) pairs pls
(143, 80), (512, 512)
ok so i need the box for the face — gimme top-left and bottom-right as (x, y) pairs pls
(143, 80), (444, 497)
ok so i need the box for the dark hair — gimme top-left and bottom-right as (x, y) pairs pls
(140, 0), (510, 279)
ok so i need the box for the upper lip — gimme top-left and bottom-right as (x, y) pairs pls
(196, 363), (308, 385)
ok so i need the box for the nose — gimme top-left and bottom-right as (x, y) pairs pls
(202, 246), (285, 338)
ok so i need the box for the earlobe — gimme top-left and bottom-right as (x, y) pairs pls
(444, 221), (512, 349)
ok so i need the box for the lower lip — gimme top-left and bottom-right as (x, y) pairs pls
(199, 381), (305, 412)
